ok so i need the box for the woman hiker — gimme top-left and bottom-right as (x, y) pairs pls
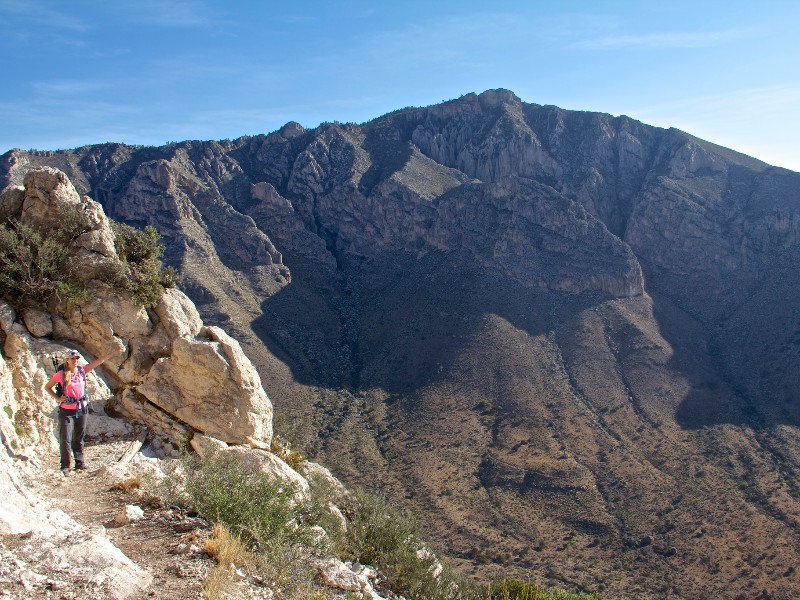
(45, 343), (125, 474)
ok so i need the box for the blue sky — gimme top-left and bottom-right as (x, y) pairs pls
(1, 0), (798, 171)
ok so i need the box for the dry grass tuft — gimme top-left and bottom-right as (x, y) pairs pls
(109, 475), (143, 493)
(270, 437), (306, 470)
(203, 524), (250, 600)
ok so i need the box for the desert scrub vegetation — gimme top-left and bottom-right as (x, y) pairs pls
(343, 488), (458, 599)
(0, 205), (93, 309)
(0, 205), (176, 310)
(151, 450), (597, 600)
(153, 449), (324, 599)
(161, 450), (318, 552)
(110, 221), (177, 308)
(466, 578), (598, 600)
(341, 491), (596, 600)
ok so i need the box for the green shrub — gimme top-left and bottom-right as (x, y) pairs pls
(57, 279), (93, 304)
(468, 578), (597, 600)
(160, 450), (316, 552)
(0, 203), (178, 310)
(57, 202), (95, 242)
(149, 453), (600, 600)
(110, 222), (177, 308)
(0, 215), (88, 309)
(345, 489), (456, 600)
(152, 450), (323, 599)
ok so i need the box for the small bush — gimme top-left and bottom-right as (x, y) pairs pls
(0, 203), (179, 310)
(162, 450), (316, 552)
(345, 489), (456, 600)
(57, 279), (93, 304)
(468, 578), (598, 600)
(0, 218), (81, 308)
(299, 473), (347, 554)
(110, 222), (177, 308)
(57, 202), (95, 242)
(0, 203), (97, 309)
(152, 450), (326, 599)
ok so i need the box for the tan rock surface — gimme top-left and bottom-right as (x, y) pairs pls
(137, 328), (272, 445)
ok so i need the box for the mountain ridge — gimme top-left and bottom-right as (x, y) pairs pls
(3, 89), (800, 598)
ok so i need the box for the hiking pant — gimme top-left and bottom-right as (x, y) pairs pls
(58, 408), (87, 469)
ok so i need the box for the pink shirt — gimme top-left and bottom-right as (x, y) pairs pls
(54, 367), (85, 400)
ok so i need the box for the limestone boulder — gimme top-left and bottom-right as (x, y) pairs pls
(20, 167), (81, 228)
(189, 433), (228, 458)
(21, 307), (53, 337)
(0, 300), (15, 332)
(15, 168), (118, 284)
(0, 452), (81, 537)
(34, 532), (153, 598)
(297, 461), (348, 503)
(0, 355), (22, 456)
(62, 288), (152, 342)
(137, 327), (273, 445)
(154, 287), (203, 339)
(120, 321), (171, 381)
(68, 247), (120, 285)
(73, 196), (118, 258)
(87, 413), (134, 440)
(313, 558), (386, 599)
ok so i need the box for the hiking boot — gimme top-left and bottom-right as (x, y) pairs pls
(74, 463), (86, 471)
(61, 468), (71, 477)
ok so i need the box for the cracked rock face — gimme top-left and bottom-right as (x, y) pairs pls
(137, 325), (272, 445)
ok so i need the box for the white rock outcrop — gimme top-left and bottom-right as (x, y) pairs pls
(0, 167), (274, 450)
(314, 558), (387, 599)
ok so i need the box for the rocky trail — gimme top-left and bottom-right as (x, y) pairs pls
(1, 436), (213, 600)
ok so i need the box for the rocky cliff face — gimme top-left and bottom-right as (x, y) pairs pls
(0, 167), (274, 454)
(4, 90), (800, 598)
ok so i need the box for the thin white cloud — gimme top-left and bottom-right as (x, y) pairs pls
(123, 0), (224, 28)
(0, 0), (88, 32)
(31, 79), (113, 97)
(627, 82), (800, 121)
(574, 28), (755, 50)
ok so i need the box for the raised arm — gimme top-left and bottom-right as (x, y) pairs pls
(84, 342), (126, 374)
